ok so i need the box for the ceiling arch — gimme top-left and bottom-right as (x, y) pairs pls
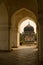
(11, 8), (37, 29)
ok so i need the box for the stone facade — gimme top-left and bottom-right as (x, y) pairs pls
(23, 24), (35, 42)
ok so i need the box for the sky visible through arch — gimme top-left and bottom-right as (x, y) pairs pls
(19, 19), (36, 33)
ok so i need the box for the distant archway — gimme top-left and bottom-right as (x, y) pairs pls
(18, 17), (36, 33)
(18, 17), (38, 46)
(10, 8), (38, 48)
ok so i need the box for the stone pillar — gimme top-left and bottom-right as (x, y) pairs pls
(10, 28), (19, 49)
(38, 18), (43, 62)
(17, 31), (20, 47)
(38, 21), (41, 61)
(0, 2), (9, 51)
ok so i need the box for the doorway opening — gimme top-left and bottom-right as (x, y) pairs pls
(10, 8), (38, 50)
(10, 8), (39, 65)
(18, 18), (38, 49)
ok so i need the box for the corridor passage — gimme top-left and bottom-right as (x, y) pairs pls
(0, 46), (39, 65)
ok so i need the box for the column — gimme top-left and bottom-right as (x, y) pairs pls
(38, 18), (43, 62)
(10, 28), (19, 49)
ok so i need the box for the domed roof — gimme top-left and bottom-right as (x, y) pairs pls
(24, 24), (34, 32)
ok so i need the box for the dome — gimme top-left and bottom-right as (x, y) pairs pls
(24, 24), (34, 32)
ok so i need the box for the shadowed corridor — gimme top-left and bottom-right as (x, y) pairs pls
(0, 46), (39, 65)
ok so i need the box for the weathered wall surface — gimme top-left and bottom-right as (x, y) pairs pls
(0, 2), (8, 50)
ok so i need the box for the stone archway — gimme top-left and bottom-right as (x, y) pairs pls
(18, 17), (37, 45)
(10, 8), (38, 49)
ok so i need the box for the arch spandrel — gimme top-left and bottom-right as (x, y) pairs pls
(11, 8), (37, 29)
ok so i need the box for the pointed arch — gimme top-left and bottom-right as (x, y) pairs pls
(10, 8), (38, 48)
(11, 8), (37, 29)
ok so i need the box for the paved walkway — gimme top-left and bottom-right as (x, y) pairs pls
(0, 45), (39, 65)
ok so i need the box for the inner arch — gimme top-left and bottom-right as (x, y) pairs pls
(18, 19), (36, 34)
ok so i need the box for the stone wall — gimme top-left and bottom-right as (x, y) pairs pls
(0, 2), (9, 50)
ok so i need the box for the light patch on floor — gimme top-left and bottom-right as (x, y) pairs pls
(12, 45), (38, 51)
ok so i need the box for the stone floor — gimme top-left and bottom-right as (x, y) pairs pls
(0, 45), (40, 65)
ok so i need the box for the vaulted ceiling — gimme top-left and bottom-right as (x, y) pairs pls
(0, 0), (43, 20)
(4, 0), (38, 17)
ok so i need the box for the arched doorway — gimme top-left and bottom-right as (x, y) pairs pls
(18, 17), (38, 47)
(10, 8), (38, 49)
(10, 8), (39, 64)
